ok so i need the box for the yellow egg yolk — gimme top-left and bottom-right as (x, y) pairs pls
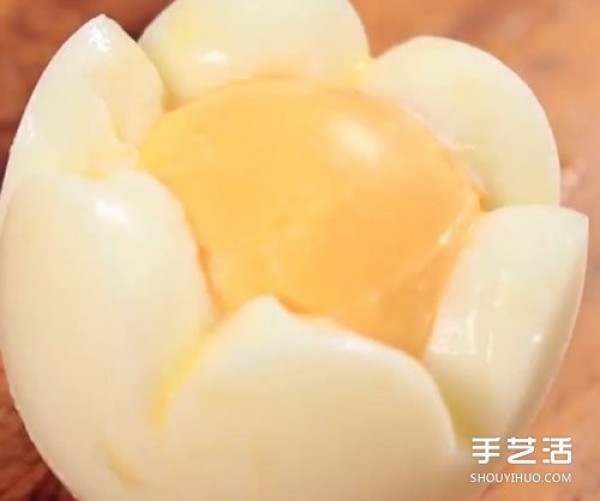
(140, 78), (480, 355)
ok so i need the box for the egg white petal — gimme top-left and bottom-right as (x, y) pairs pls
(151, 297), (464, 501)
(139, 0), (368, 103)
(425, 206), (587, 437)
(0, 170), (213, 501)
(0, 170), (468, 501)
(0, 15), (165, 229)
(360, 36), (560, 208)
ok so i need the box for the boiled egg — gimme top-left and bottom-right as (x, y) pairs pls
(0, 1), (587, 501)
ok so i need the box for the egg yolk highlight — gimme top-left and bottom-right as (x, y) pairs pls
(140, 78), (480, 355)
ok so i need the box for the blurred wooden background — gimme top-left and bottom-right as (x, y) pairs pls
(0, 0), (599, 499)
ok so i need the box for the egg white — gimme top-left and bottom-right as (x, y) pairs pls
(0, 2), (588, 501)
(426, 205), (587, 438)
(0, 169), (213, 500)
(360, 36), (560, 208)
(0, 16), (165, 230)
(139, 0), (369, 103)
(152, 297), (465, 501)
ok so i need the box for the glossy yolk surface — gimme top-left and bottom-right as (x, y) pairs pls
(140, 78), (480, 355)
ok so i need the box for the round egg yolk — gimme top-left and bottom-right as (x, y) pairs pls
(140, 78), (480, 355)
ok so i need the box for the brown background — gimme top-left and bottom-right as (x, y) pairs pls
(0, 0), (599, 499)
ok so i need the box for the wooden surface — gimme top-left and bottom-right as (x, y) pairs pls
(0, 0), (599, 499)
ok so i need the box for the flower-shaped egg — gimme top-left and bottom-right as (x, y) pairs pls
(0, 1), (587, 501)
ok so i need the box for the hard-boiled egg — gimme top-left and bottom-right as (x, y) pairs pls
(0, 1), (587, 501)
